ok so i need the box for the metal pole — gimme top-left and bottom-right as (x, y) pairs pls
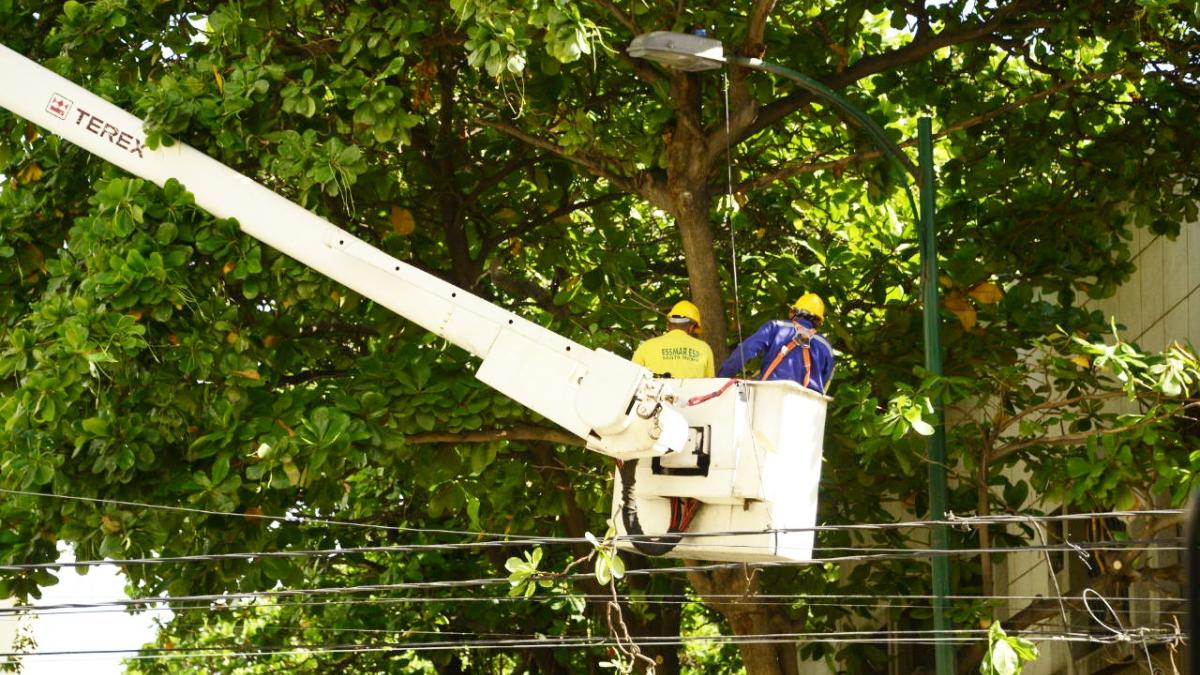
(724, 55), (953, 672)
(918, 117), (954, 675)
(723, 55), (921, 225)
(726, 56), (918, 179)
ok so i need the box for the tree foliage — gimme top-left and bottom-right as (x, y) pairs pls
(1, 0), (1198, 673)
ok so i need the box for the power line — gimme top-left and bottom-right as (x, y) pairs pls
(8, 596), (1185, 621)
(1, 487), (1183, 543)
(0, 537), (1180, 573)
(1, 550), (1188, 614)
(0, 487), (544, 542)
(4, 585), (1187, 619)
(1, 627), (1181, 661)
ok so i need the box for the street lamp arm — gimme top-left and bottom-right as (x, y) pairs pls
(726, 55), (919, 180)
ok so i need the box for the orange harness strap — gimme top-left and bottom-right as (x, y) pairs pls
(760, 321), (816, 387)
(686, 378), (737, 406)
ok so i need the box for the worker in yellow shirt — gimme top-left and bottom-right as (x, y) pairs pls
(632, 300), (715, 378)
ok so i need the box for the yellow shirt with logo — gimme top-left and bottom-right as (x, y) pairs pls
(632, 329), (715, 378)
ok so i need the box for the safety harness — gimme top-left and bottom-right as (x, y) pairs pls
(759, 320), (816, 387)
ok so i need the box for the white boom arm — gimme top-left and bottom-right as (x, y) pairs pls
(0, 44), (687, 461)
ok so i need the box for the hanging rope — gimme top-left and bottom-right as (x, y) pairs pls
(722, 71), (745, 356)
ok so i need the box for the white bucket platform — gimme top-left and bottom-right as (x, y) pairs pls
(610, 379), (828, 563)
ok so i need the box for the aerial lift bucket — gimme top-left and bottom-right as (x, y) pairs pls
(610, 379), (828, 563)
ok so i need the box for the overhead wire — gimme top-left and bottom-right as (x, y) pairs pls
(0, 536), (1181, 573)
(0, 487), (545, 541)
(0, 486), (1183, 542)
(0, 540), (1185, 615)
(241, 613), (1190, 639)
(4, 591), (1184, 620)
(1, 626), (1182, 662)
(3, 486), (1187, 653)
(4, 558), (1189, 614)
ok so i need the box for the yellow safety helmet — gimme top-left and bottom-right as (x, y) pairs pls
(791, 293), (825, 322)
(667, 300), (702, 330)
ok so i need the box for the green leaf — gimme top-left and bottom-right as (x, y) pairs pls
(595, 555), (611, 585)
(33, 463), (54, 485)
(909, 416), (934, 436)
(609, 553), (625, 579)
(81, 417), (109, 436)
(212, 453), (231, 483)
(1066, 457), (1092, 479)
(99, 534), (124, 559)
(116, 446), (136, 471)
(62, 0), (85, 19)
(282, 460), (301, 486)
(465, 492), (481, 530)
(987, 640), (1020, 675)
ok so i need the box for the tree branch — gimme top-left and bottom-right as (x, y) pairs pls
(493, 192), (624, 244)
(475, 117), (637, 195)
(276, 368), (352, 387)
(744, 0), (778, 56)
(987, 389), (1133, 447)
(737, 145), (873, 192)
(736, 0), (1052, 146)
(467, 151), (538, 201)
(485, 260), (571, 321)
(405, 423), (584, 447)
(989, 416), (1163, 464)
(614, 51), (664, 87)
(735, 69), (1126, 192)
(589, 0), (638, 35)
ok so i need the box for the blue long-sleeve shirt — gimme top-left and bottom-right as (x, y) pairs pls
(717, 318), (835, 394)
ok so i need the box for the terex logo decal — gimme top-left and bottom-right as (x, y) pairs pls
(46, 93), (73, 120)
(71, 108), (146, 158)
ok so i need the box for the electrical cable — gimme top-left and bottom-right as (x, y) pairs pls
(5, 590), (1185, 620)
(1, 486), (1182, 541)
(242, 611), (1191, 639)
(0, 487), (545, 541)
(5, 573), (1189, 617)
(2, 627), (1183, 661)
(0, 537), (1179, 573)
(0, 541), (1187, 614)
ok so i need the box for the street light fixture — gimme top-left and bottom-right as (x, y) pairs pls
(627, 31), (724, 71)
(628, 30), (953, 675)
(628, 32), (918, 180)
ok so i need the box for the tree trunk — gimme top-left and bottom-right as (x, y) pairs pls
(434, 51), (479, 289)
(672, 189), (729, 360)
(622, 588), (683, 675)
(666, 72), (730, 358)
(528, 443), (683, 674)
(977, 445), (992, 594)
(688, 566), (800, 675)
(663, 72), (801, 675)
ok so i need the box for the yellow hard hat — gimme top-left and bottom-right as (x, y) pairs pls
(667, 300), (702, 329)
(791, 293), (825, 321)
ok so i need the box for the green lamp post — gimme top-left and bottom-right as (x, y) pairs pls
(629, 31), (954, 675)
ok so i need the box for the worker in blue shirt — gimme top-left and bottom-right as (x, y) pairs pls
(717, 293), (835, 394)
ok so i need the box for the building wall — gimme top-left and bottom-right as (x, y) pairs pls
(998, 215), (1200, 675)
(1098, 219), (1200, 354)
(795, 216), (1200, 675)
(0, 599), (18, 666)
